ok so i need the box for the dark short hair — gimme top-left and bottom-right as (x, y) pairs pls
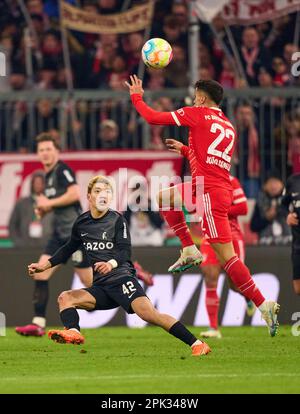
(194, 79), (224, 105)
(36, 132), (60, 150)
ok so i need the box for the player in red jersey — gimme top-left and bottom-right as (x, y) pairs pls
(199, 175), (255, 338)
(161, 140), (254, 338)
(126, 75), (280, 337)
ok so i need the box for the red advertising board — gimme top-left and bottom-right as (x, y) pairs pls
(0, 151), (183, 237)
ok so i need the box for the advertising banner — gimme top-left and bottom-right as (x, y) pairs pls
(0, 246), (298, 327)
(0, 151), (183, 238)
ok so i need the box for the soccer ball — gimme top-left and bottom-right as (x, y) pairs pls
(141, 38), (173, 69)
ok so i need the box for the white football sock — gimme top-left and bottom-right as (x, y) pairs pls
(32, 317), (46, 328)
(191, 339), (203, 347)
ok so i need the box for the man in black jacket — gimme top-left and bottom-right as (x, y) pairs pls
(250, 173), (291, 245)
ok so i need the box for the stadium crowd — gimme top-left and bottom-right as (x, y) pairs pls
(0, 1), (300, 203)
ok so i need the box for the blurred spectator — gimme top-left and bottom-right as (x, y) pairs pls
(41, 30), (63, 70)
(9, 67), (27, 90)
(198, 67), (213, 81)
(165, 44), (188, 87)
(240, 27), (271, 85)
(171, 1), (188, 34)
(36, 66), (56, 89)
(199, 43), (216, 79)
(125, 32), (144, 72)
(97, 0), (121, 14)
(219, 57), (237, 88)
(98, 119), (121, 149)
(250, 173), (291, 245)
(89, 34), (119, 88)
(258, 68), (273, 87)
(287, 114), (300, 173)
(145, 67), (174, 89)
(235, 103), (260, 198)
(35, 99), (58, 133)
(26, 0), (50, 27)
(8, 171), (53, 247)
(162, 15), (186, 45)
(272, 57), (290, 86)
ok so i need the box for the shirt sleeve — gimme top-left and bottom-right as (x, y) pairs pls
(228, 177), (248, 218)
(113, 215), (132, 266)
(131, 94), (197, 127)
(48, 220), (81, 267)
(57, 164), (77, 190)
(180, 144), (190, 159)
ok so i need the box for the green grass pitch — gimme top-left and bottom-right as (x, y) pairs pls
(0, 326), (300, 394)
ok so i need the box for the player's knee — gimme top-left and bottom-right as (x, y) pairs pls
(136, 305), (157, 324)
(58, 290), (73, 307)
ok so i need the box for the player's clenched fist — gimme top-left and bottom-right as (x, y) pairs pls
(287, 212), (299, 226)
(28, 261), (51, 277)
(94, 261), (113, 275)
(165, 139), (183, 154)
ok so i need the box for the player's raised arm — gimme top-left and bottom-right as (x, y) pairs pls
(125, 75), (196, 127)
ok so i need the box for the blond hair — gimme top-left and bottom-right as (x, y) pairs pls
(87, 175), (113, 194)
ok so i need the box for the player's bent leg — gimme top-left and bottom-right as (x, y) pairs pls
(201, 265), (222, 339)
(48, 289), (96, 345)
(158, 186), (202, 273)
(131, 297), (211, 356)
(212, 242), (280, 337)
(15, 255), (59, 337)
(230, 239), (256, 316)
(75, 267), (93, 288)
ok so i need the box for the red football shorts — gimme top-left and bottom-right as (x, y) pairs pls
(176, 184), (233, 243)
(201, 188), (233, 243)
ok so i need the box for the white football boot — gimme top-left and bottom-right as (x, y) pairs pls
(259, 301), (280, 337)
(200, 329), (222, 339)
(168, 245), (203, 273)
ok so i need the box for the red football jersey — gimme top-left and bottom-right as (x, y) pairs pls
(174, 106), (236, 191)
(131, 95), (236, 191)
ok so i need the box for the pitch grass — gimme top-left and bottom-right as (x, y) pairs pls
(0, 326), (300, 394)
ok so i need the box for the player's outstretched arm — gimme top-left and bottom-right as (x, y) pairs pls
(28, 261), (51, 277)
(46, 221), (82, 268)
(126, 75), (194, 126)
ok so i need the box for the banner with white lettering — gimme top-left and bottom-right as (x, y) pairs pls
(61, 0), (154, 34)
(195, 0), (300, 25)
(0, 151), (183, 238)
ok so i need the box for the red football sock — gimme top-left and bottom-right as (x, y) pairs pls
(161, 210), (194, 248)
(223, 256), (265, 307)
(205, 287), (219, 330)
